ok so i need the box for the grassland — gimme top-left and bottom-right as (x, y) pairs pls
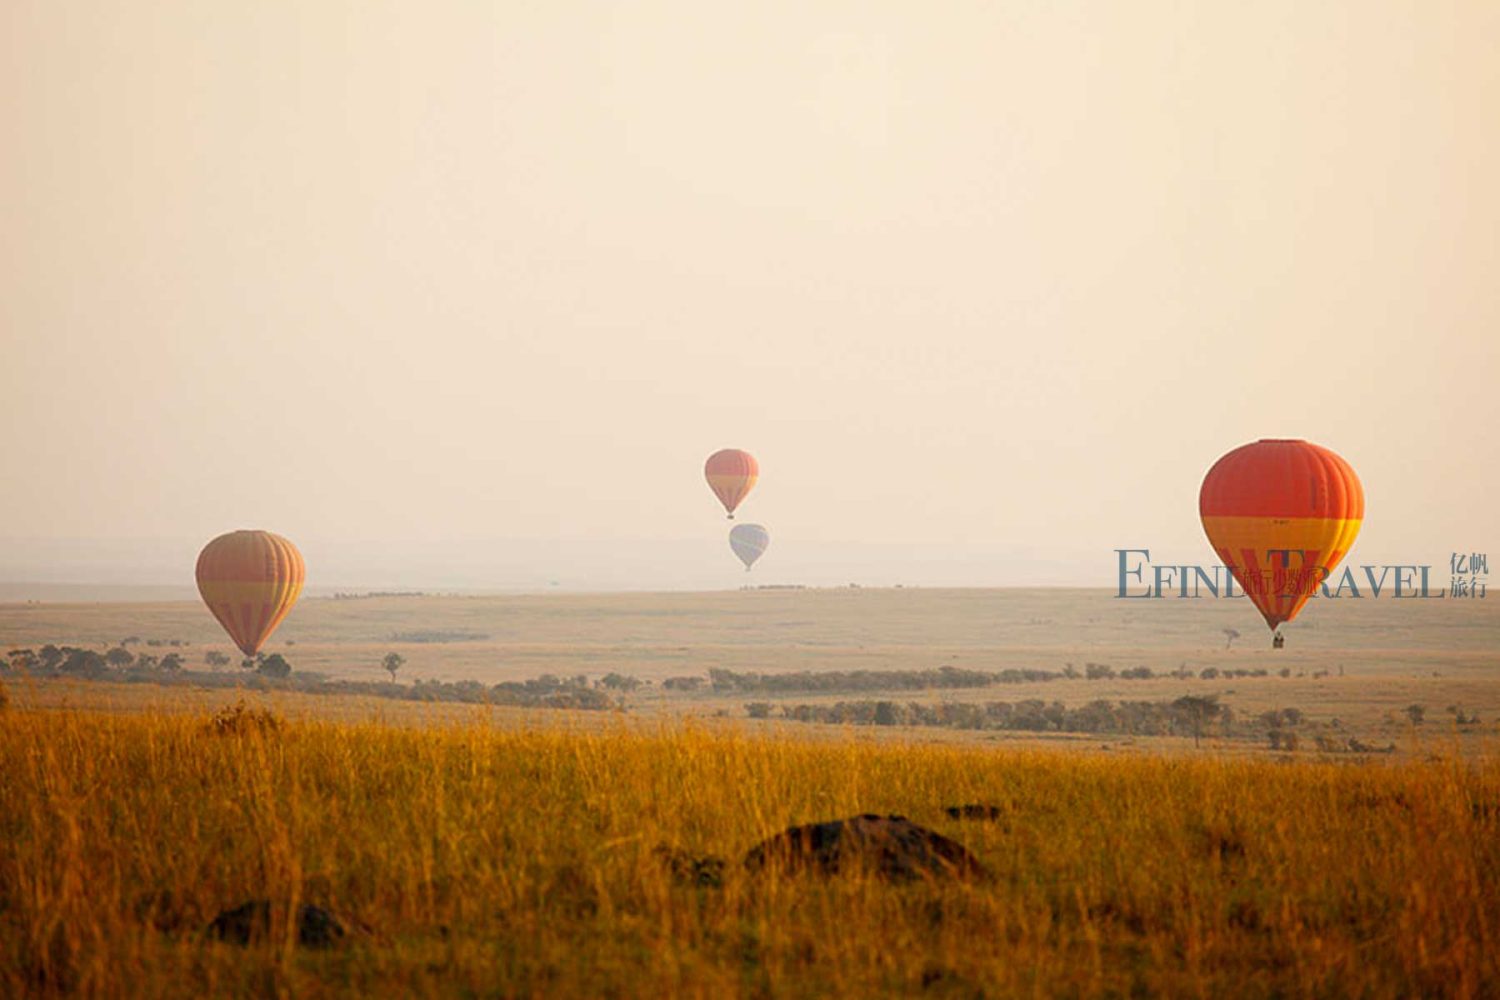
(3, 587), (1497, 751)
(1, 698), (1497, 998)
(1, 588), (1496, 995)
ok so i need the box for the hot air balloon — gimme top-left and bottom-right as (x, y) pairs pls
(705, 449), (758, 519)
(729, 523), (770, 571)
(1199, 439), (1363, 645)
(196, 530), (306, 657)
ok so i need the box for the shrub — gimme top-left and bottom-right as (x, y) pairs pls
(256, 654), (293, 679)
(1269, 731), (1299, 752)
(205, 700), (284, 736)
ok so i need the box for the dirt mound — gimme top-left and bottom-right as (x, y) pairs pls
(743, 814), (986, 881)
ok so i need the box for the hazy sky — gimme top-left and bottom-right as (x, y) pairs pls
(3, 2), (1496, 589)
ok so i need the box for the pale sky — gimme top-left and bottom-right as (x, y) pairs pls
(2, 2), (1496, 590)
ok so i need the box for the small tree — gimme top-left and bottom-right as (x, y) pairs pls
(1172, 695), (1223, 748)
(1222, 628), (1240, 650)
(256, 653), (292, 679)
(204, 650), (231, 669)
(62, 649), (107, 677)
(160, 653), (184, 672)
(1405, 704), (1425, 725)
(382, 652), (406, 683)
(104, 646), (135, 670)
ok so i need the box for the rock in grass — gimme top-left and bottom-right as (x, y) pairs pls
(206, 900), (345, 948)
(743, 814), (986, 881)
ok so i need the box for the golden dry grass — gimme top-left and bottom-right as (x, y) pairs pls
(1, 699), (1497, 998)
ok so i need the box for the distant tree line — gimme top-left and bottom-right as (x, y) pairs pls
(4, 644), (304, 680)
(745, 695), (1410, 752)
(7, 644), (189, 679)
(705, 663), (1276, 695)
(2, 646), (618, 711)
(387, 630), (489, 643)
(744, 696), (1236, 739)
(331, 591), (429, 600)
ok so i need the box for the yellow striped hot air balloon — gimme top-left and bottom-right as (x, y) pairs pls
(195, 530), (305, 657)
(1199, 439), (1363, 644)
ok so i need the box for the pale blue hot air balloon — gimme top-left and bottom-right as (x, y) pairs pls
(729, 523), (770, 571)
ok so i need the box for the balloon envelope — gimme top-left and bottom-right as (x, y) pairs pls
(196, 530), (306, 656)
(704, 449), (758, 518)
(1199, 439), (1363, 632)
(729, 523), (770, 570)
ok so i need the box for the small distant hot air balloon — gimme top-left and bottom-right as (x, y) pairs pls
(705, 449), (758, 519)
(729, 523), (770, 571)
(1199, 439), (1363, 645)
(195, 530), (306, 657)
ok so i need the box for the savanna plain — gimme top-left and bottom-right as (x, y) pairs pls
(1, 588), (1497, 997)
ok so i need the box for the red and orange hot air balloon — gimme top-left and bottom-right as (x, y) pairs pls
(704, 449), (758, 519)
(196, 530), (306, 657)
(1199, 439), (1363, 644)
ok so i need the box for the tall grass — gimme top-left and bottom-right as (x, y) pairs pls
(0, 703), (1495, 997)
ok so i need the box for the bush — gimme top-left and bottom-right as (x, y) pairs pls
(256, 653), (293, 679)
(206, 700), (284, 736)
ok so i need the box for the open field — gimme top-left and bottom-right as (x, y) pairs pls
(0, 705), (1496, 998)
(3, 587), (1497, 750)
(2, 589), (1498, 996)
